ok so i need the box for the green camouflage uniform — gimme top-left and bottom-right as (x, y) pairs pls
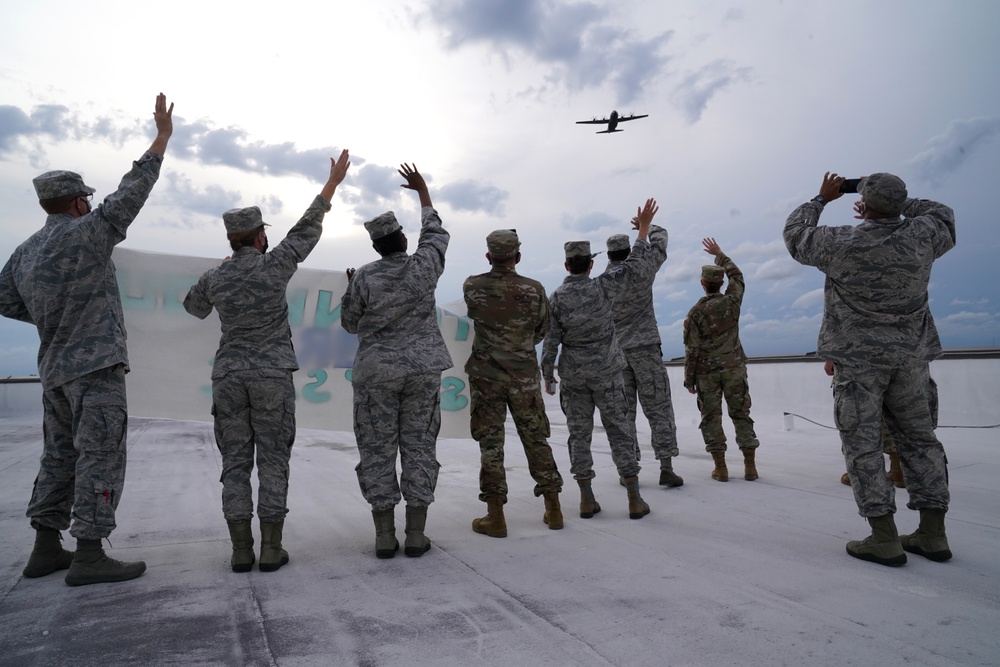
(184, 195), (332, 523)
(785, 185), (954, 518)
(0, 152), (163, 539)
(341, 207), (452, 511)
(683, 252), (759, 453)
(464, 262), (562, 502)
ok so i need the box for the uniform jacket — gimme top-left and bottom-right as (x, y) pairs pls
(683, 252), (747, 388)
(603, 224), (667, 350)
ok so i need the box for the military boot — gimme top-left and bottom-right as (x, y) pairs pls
(372, 509), (399, 558)
(659, 457), (684, 487)
(900, 509), (952, 562)
(742, 448), (759, 481)
(846, 514), (907, 566)
(472, 498), (507, 538)
(577, 479), (601, 519)
(227, 521), (255, 573)
(710, 451), (729, 482)
(404, 506), (432, 557)
(888, 451), (906, 489)
(64, 539), (146, 586)
(623, 476), (650, 519)
(840, 472), (851, 486)
(23, 527), (74, 578)
(543, 492), (564, 530)
(259, 520), (289, 572)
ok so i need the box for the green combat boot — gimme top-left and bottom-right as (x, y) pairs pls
(64, 539), (146, 586)
(23, 527), (74, 578)
(659, 457), (684, 487)
(404, 506), (432, 557)
(742, 449), (759, 481)
(624, 476), (650, 520)
(543, 492), (563, 530)
(372, 509), (399, 559)
(577, 479), (601, 519)
(259, 521), (289, 572)
(846, 514), (907, 566)
(472, 498), (507, 537)
(227, 521), (255, 573)
(900, 509), (952, 562)
(710, 451), (729, 482)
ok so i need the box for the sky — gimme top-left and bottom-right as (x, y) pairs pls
(1, 358), (998, 665)
(2, 0), (999, 375)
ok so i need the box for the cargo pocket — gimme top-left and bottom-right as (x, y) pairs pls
(832, 380), (861, 432)
(89, 480), (118, 532)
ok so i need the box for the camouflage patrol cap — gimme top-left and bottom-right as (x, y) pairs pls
(32, 170), (96, 201)
(606, 234), (630, 252)
(486, 229), (520, 257)
(364, 211), (402, 240)
(701, 265), (725, 282)
(223, 206), (266, 234)
(564, 240), (598, 259)
(859, 173), (907, 216)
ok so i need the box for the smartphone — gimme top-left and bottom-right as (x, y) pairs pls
(839, 178), (861, 194)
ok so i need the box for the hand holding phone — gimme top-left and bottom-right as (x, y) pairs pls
(839, 178), (862, 194)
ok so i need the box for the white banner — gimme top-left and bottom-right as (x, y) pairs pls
(114, 248), (473, 438)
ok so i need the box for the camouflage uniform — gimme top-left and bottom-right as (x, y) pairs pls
(184, 195), (332, 522)
(341, 207), (451, 511)
(683, 253), (759, 452)
(784, 183), (954, 518)
(0, 153), (163, 540)
(603, 225), (679, 461)
(464, 239), (562, 502)
(540, 240), (654, 481)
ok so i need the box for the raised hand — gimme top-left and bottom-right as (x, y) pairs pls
(329, 149), (351, 187)
(149, 93), (174, 156)
(702, 237), (721, 256)
(399, 163), (432, 207)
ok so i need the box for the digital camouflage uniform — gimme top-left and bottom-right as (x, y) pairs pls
(0, 152), (163, 540)
(785, 188), (954, 518)
(602, 225), (679, 462)
(540, 240), (654, 481)
(184, 195), (332, 523)
(341, 207), (451, 511)
(683, 253), (759, 453)
(464, 247), (562, 503)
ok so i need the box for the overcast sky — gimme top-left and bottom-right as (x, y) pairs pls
(2, 0), (998, 375)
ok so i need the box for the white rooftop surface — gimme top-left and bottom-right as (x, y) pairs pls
(0, 359), (997, 666)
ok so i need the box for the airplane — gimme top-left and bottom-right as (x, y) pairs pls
(576, 109), (648, 134)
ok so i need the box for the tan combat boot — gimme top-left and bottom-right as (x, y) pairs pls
(659, 457), (684, 487)
(577, 479), (602, 519)
(227, 521), (255, 573)
(710, 451), (729, 482)
(841, 472), (851, 485)
(623, 476), (650, 519)
(900, 509), (952, 562)
(22, 527), (74, 578)
(742, 449), (759, 481)
(404, 506), (432, 557)
(472, 498), (507, 537)
(543, 492), (563, 530)
(259, 520), (289, 572)
(846, 514), (907, 566)
(888, 451), (906, 488)
(372, 509), (399, 559)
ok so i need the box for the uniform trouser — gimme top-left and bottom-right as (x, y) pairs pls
(212, 369), (296, 523)
(469, 370), (563, 502)
(352, 373), (442, 512)
(695, 366), (759, 452)
(29, 364), (127, 540)
(621, 345), (679, 461)
(881, 377), (939, 454)
(559, 373), (640, 480)
(833, 362), (948, 518)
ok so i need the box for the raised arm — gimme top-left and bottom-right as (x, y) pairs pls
(148, 93), (174, 157)
(399, 163), (432, 208)
(321, 149), (351, 203)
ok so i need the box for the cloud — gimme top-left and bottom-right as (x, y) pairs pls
(561, 211), (620, 233)
(950, 297), (989, 306)
(163, 173), (246, 219)
(672, 59), (752, 124)
(438, 180), (508, 216)
(424, 0), (671, 103)
(908, 116), (1000, 184)
(791, 288), (824, 310)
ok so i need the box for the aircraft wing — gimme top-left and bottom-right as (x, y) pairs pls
(576, 119), (608, 125)
(617, 114), (649, 122)
(596, 129), (622, 134)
